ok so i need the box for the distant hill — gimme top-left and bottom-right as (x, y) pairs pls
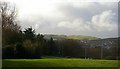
(66, 35), (99, 40)
(44, 34), (67, 40)
(101, 37), (118, 40)
(44, 34), (100, 40)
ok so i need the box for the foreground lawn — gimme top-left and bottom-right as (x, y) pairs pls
(2, 59), (118, 67)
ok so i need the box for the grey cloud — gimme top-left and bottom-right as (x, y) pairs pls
(58, 2), (118, 21)
(18, 2), (118, 38)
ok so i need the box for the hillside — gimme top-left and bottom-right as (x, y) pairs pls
(44, 34), (67, 40)
(66, 35), (99, 40)
(44, 34), (99, 40)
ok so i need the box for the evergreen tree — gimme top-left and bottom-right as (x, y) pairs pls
(23, 27), (35, 40)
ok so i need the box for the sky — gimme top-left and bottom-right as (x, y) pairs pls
(2, 0), (119, 38)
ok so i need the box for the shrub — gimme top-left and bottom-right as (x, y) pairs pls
(3, 46), (15, 59)
(105, 56), (117, 60)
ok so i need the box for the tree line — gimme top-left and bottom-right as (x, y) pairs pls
(0, 1), (57, 59)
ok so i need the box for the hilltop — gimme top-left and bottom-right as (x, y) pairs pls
(44, 34), (100, 40)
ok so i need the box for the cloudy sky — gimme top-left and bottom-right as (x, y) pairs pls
(3, 0), (119, 38)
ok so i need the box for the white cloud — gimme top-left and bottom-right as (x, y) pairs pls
(58, 20), (81, 29)
(58, 19), (92, 31)
(91, 10), (117, 32)
(58, 10), (118, 38)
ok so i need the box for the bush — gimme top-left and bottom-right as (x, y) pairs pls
(105, 56), (117, 60)
(23, 40), (41, 59)
(3, 46), (15, 59)
(15, 43), (25, 58)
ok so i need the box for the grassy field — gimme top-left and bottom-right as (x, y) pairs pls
(44, 34), (99, 40)
(66, 35), (99, 40)
(2, 58), (118, 67)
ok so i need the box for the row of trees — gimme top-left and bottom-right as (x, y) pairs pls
(56, 39), (118, 60)
(2, 27), (59, 58)
(1, 2), (58, 59)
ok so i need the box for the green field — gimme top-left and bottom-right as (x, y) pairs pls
(44, 34), (99, 40)
(2, 58), (118, 67)
(66, 35), (99, 40)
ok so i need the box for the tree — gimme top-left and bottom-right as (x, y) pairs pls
(47, 37), (58, 55)
(109, 40), (118, 60)
(61, 39), (83, 58)
(15, 43), (25, 58)
(36, 34), (44, 41)
(35, 34), (45, 57)
(0, 2), (19, 30)
(0, 2), (21, 45)
(3, 46), (15, 59)
(23, 27), (35, 40)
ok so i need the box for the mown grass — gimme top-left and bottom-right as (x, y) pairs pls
(2, 58), (118, 67)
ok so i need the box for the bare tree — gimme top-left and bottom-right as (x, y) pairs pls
(0, 1), (20, 32)
(0, 1), (21, 45)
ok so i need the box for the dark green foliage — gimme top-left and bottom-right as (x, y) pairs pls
(15, 43), (25, 58)
(23, 27), (35, 40)
(61, 39), (84, 58)
(34, 46), (42, 58)
(36, 34), (44, 41)
(2, 29), (20, 45)
(48, 37), (58, 55)
(3, 46), (15, 59)
(105, 56), (117, 60)
(43, 37), (59, 56)
(86, 48), (101, 59)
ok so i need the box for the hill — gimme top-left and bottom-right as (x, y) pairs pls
(66, 35), (99, 40)
(44, 34), (67, 40)
(44, 34), (99, 40)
